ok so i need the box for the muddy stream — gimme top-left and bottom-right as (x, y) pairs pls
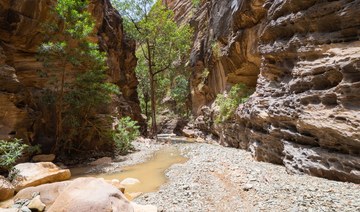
(71, 145), (188, 200)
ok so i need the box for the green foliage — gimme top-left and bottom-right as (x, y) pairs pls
(211, 42), (221, 58)
(192, 0), (201, 8)
(112, 0), (193, 133)
(39, 0), (120, 152)
(215, 83), (252, 123)
(171, 75), (189, 115)
(0, 139), (40, 171)
(112, 117), (140, 154)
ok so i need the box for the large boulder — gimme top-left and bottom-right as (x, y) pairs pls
(0, 176), (15, 201)
(14, 178), (134, 211)
(11, 162), (71, 191)
(47, 178), (133, 212)
(15, 181), (71, 207)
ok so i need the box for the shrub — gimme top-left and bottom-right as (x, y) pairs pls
(171, 75), (190, 116)
(211, 42), (221, 58)
(215, 83), (252, 123)
(0, 139), (40, 171)
(112, 117), (140, 154)
(192, 0), (201, 7)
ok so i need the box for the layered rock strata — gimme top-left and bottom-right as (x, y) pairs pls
(0, 0), (145, 150)
(168, 0), (360, 183)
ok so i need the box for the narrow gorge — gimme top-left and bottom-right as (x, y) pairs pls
(0, 0), (359, 211)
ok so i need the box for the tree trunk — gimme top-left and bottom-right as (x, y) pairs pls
(53, 61), (66, 153)
(146, 39), (157, 138)
(150, 73), (157, 138)
(144, 92), (149, 123)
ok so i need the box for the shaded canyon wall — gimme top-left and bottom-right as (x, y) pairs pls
(0, 0), (145, 151)
(167, 0), (360, 183)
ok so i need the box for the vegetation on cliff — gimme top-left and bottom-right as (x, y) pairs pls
(215, 83), (252, 123)
(38, 0), (138, 154)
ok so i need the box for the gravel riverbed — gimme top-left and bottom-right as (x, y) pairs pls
(135, 142), (360, 212)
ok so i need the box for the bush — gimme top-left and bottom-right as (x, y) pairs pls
(112, 117), (140, 154)
(215, 83), (252, 123)
(171, 75), (190, 116)
(192, 0), (201, 7)
(0, 139), (40, 171)
(211, 42), (221, 58)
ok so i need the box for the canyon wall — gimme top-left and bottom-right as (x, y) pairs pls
(169, 0), (360, 183)
(0, 0), (145, 151)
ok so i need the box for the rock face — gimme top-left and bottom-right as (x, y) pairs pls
(11, 162), (71, 191)
(168, 0), (360, 183)
(0, 0), (145, 151)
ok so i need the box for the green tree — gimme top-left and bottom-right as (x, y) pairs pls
(112, 0), (192, 137)
(39, 0), (119, 153)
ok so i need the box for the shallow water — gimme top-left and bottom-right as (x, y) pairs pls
(71, 146), (188, 200)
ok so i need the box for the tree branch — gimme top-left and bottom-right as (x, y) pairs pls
(153, 63), (171, 76)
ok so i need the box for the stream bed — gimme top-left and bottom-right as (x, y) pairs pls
(71, 146), (188, 200)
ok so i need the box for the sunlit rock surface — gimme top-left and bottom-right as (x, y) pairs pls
(167, 0), (360, 183)
(14, 178), (134, 212)
(11, 162), (71, 192)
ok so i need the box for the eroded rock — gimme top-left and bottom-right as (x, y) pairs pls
(169, 0), (360, 183)
(0, 176), (15, 201)
(11, 162), (71, 192)
(13, 178), (135, 211)
(47, 178), (133, 212)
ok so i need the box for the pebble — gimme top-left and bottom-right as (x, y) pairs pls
(243, 184), (253, 191)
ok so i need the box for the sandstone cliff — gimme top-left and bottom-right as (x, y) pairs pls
(0, 0), (145, 151)
(168, 0), (360, 183)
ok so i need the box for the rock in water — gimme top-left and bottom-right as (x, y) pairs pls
(121, 178), (141, 186)
(11, 162), (71, 192)
(0, 176), (15, 201)
(106, 179), (126, 193)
